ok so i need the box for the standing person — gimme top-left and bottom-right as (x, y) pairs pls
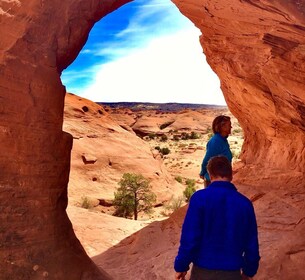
(174, 156), (260, 280)
(200, 115), (233, 187)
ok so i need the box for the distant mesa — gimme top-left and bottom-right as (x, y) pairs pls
(98, 102), (227, 112)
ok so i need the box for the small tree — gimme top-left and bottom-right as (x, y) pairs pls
(113, 173), (156, 220)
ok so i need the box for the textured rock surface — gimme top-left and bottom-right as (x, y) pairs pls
(171, 1), (305, 279)
(173, 0), (305, 181)
(1, 0), (305, 279)
(0, 0), (130, 279)
(63, 93), (182, 205)
(95, 182), (305, 280)
(110, 107), (229, 136)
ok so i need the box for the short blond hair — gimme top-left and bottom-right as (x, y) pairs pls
(212, 115), (231, 134)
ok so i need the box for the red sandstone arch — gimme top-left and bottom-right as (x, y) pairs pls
(0, 0), (305, 279)
(0, 0), (131, 279)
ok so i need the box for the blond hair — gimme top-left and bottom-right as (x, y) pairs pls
(212, 115), (231, 134)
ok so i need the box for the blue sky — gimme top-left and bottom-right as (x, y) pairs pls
(61, 0), (226, 105)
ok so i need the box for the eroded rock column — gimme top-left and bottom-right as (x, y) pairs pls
(0, 0), (130, 279)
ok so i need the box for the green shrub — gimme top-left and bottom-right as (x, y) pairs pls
(185, 178), (196, 188)
(181, 132), (190, 140)
(160, 134), (168, 142)
(148, 133), (156, 139)
(183, 185), (196, 202)
(80, 196), (93, 209)
(160, 147), (170, 155)
(175, 176), (183, 183)
(160, 121), (174, 130)
(190, 131), (201, 139)
(161, 196), (184, 216)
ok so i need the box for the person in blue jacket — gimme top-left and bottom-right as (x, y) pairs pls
(175, 156), (260, 280)
(200, 115), (233, 188)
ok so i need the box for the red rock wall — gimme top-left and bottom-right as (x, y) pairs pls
(170, 1), (305, 279)
(0, 0), (130, 279)
(172, 0), (305, 186)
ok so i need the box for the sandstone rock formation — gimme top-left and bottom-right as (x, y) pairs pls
(110, 106), (229, 136)
(1, 0), (305, 279)
(63, 95), (244, 272)
(0, 0), (131, 279)
(64, 93), (182, 206)
(173, 0), (305, 182)
(170, 2), (305, 277)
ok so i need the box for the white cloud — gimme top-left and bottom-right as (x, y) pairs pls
(62, 0), (226, 105)
(81, 28), (225, 105)
(117, 0), (189, 40)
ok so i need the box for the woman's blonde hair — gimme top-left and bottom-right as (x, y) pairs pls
(212, 115), (231, 134)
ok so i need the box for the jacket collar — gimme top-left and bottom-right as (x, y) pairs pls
(208, 181), (237, 191)
(215, 133), (228, 141)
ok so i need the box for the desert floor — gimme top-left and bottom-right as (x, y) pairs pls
(64, 96), (244, 258)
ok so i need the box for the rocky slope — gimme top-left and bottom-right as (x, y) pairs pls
(64, 93), (242, 255)
(65, 97), (304, 280)
(64, 93), (182, 206)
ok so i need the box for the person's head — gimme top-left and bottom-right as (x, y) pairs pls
(207, 156), (232, 182)
(212, 115), (231, 137)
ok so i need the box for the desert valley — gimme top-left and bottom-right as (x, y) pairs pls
(64, 92), (244, 278)
(62, 92), (305, 280)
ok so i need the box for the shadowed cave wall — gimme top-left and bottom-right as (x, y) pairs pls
(0, 0), (304, 279)
(0, 0), (131, 279)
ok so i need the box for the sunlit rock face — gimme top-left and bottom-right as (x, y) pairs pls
(172, 0), (305, 184)
(171, 0), (305, 279)
(0, 0), (130, 279)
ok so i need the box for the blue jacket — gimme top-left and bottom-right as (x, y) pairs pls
(200, 133), (232, 180)
(174, 181), (260, 277)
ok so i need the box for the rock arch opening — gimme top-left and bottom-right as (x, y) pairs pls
(61, 1), (226, 106)
(61, 1), (241, 272)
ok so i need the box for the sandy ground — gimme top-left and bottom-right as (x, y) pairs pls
(65, 104), (244, 260)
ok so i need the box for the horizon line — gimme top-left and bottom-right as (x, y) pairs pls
(97, 101), (228, 106)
